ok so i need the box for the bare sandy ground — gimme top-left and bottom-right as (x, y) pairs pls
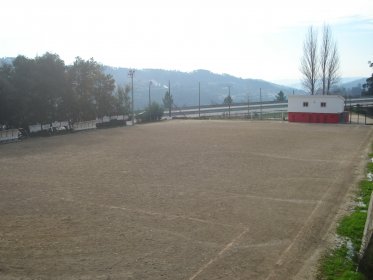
(0, 120), (372, 280)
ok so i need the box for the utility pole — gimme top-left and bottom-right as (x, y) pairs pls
(247, 93), (250, 119)
(260, 88), (262, 120)
(198, 82), (201, 118)
(228, 85), (231, 118)
(128, 69), (135, 125)
(350, 95), (352, 124)
(149, 80), (152, 121)
(168, 80), (171, 117)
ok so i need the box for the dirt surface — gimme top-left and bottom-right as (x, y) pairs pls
(0, 120), (372, 280)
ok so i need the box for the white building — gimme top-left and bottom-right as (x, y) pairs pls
(288, 95), (348, 123)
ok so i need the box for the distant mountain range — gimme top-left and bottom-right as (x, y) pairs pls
(340, 78), (367, 89)
(275, 77), (367, 90)
(0, 57), (14, 66)
(103, 68), (370, 108)
(104, 67), (303, 109)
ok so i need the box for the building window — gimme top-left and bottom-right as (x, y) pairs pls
(303, 102), (309, 107)
(321, 102), (326, 107)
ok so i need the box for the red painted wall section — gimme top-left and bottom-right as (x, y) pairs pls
(288, 112), (348, 123)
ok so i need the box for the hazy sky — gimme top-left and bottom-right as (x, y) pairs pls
(1, 0), (373, 82)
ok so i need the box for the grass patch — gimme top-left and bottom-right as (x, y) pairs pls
(337, 211), (367, 250)
(317, 156), (373, 280)
(359, 180), (373, 207)
(318, 246), (364, 280)
(366, 162), (373, 173)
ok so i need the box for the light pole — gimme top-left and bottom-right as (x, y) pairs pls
(128, 69), (135, 125)
(149, 80), (152, 120)
(198, 82), (201, 118)
(247, 93), (250, 119)
(228, 85), (231, 118)
(260, 88), (262, 120)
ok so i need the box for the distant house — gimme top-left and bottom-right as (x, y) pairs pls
(288, 95), (348, 123)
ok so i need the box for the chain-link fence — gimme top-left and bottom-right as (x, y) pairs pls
(348, 105), (373, 125)
(227, 111), (287, 121)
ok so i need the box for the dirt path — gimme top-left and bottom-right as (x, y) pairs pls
(0, 120), (372, 279)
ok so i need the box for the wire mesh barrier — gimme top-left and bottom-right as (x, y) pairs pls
(348, 105), (373, 125)
(208, 110), (288, 121)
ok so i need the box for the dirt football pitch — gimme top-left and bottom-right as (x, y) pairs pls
(1, 120), (372, 280)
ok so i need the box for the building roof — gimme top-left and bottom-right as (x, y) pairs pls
(288, 95), (345, 101)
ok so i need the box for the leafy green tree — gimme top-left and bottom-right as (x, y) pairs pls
(67, 57), (116, 120)
(6, 54), (67, 126)
(33, 53), (68, 122)
(68, 57), (98, 120)
(0, 63), (15, 127)
(0, 54), (119, 127)
(363, 61), (373, 96)
(10, 55), (38, 126)
(163, 90), (173, 117)
(275, 91), (287, 102)
(94, 71), (116, 118)
(114, 85), (131, 115)
(142, 101), (164, 122)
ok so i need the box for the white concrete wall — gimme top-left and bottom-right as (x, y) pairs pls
(72, 120), (97, 131)
(29, 124), (42, 133)
(0, 129), (19, 142)
(288, 95), (345, 114)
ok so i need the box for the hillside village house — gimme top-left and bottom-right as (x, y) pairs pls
(288, 95), (348, 123)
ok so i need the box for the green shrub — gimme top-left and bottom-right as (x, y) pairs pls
(367, 162), (373, 173)
(337, 211), (367, 250)
(319, 246), (365, 280)
(359, 180), (373, 208)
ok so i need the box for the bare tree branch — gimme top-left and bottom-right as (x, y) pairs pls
(300, 25), (340, 95)
(326, 42), (340, 94)
(300, 26), (318, 95)
(320, 24), (331, 95)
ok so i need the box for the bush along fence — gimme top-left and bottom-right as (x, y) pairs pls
(318, 152), (373, 280)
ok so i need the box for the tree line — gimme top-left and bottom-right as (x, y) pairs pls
(0, 53), (131, 129)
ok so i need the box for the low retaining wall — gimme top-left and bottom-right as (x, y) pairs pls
(0, 129), (19, 143)
(29, 124), (43, 133)
(72, 120), (97, 131)
(288, 112), (349, 123)
(359, 191), (373, 277)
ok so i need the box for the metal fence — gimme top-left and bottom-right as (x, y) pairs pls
(348, 106), (373, 125)
(184, 110), (288, 121)
(207, 110), (288, 121)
